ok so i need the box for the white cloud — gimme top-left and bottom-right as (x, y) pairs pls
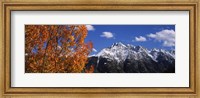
(135, 36), (147, 42)
(100, 32), (114, 38)
(86, 25), (95, 31)
(147, 29), (175, 47)
(92, 48), (97, 52)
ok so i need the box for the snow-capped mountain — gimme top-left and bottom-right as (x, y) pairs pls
(86, 42), (175, 73)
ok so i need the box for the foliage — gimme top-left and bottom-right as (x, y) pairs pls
(25, 25), (93, 73)
(85, 65), (95, 73)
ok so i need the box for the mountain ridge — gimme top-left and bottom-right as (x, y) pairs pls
(86, 42), (175, 73)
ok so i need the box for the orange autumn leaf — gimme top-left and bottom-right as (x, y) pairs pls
(25, 25), (93, 73)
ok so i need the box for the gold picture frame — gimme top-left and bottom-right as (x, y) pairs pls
(0, 0), (199, 98)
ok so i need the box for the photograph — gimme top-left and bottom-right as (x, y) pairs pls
(25, 25), (175, 73)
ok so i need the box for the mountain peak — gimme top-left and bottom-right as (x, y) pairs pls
(127, 44), (134, 47)
(111, 42), (126, 47)
(152, 48), (159, 52)
(135, 45), (143, 49)
(134, 45), (147, 52)
(92, 42), (175, 63)
(87, 42), (175, 73)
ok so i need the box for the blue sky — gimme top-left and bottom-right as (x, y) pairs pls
(84, 25), (175, 55)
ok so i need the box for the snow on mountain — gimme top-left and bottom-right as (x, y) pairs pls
(87, 42), (175, 73)
(94, 42), (175, 63)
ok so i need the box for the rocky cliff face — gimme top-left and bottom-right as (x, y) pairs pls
(86, 42), (175, 73)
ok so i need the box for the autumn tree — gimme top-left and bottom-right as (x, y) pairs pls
(25, 25), (93, 73)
